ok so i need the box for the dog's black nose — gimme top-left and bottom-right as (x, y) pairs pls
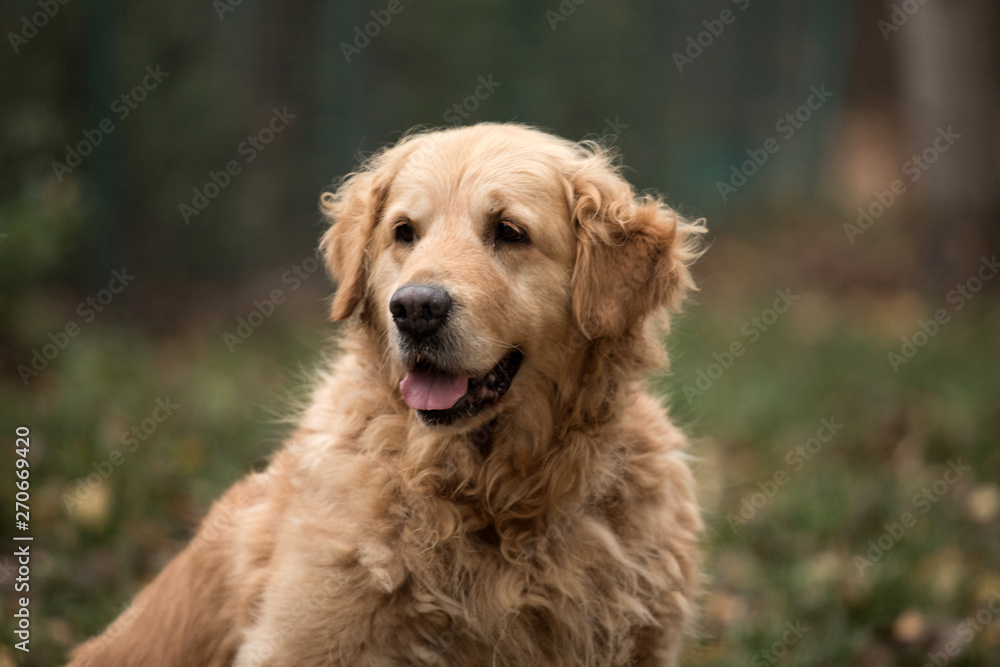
(390, 284), (452, 340)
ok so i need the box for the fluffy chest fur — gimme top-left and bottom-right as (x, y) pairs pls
(376, 505), (672, 666)
(268, 355), (700, 667)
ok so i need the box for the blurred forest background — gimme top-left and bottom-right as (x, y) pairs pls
(1, 0), (999, 665)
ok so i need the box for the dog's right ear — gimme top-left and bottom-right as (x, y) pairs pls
(319, 169), (388, 321)
(568, 147), (705, 340)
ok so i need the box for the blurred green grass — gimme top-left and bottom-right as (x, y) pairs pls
(665, 287), (1000, 666)
(2, 241), (999, 666)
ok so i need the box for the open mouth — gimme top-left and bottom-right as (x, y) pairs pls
(399, 349), (523, 425)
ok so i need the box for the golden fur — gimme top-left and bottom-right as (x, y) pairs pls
(69, 123), (705, 666)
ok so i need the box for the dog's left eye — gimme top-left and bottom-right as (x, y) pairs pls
(494, 220), (528, 246)
(394, 220), (415, 244)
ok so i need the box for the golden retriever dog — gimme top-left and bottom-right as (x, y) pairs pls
(70, 123), (705, 666)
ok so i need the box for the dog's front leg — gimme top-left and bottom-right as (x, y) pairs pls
(233, 532), (410, 667)
(67, 474), (274, 667)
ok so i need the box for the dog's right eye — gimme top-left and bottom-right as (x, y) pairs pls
(394, 221), (415, 244)
(493, 220), (528, 247)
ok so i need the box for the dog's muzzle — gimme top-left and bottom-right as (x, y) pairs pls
(400, 349), (523, 426)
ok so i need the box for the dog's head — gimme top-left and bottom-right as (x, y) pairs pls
(321, 124), (702, 431)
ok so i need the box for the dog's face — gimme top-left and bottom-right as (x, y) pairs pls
(368, 133), (576, 428)
(322, 124), (700, 431)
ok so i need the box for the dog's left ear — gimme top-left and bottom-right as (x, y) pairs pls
(569, 150), (705, 340)
(319, 169), (388, 321)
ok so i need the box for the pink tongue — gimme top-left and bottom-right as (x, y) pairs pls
(400, 369), (471, 411)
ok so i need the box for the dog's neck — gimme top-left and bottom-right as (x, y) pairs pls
(470, 417), (500, 458)
(324, 320), (664, 556)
